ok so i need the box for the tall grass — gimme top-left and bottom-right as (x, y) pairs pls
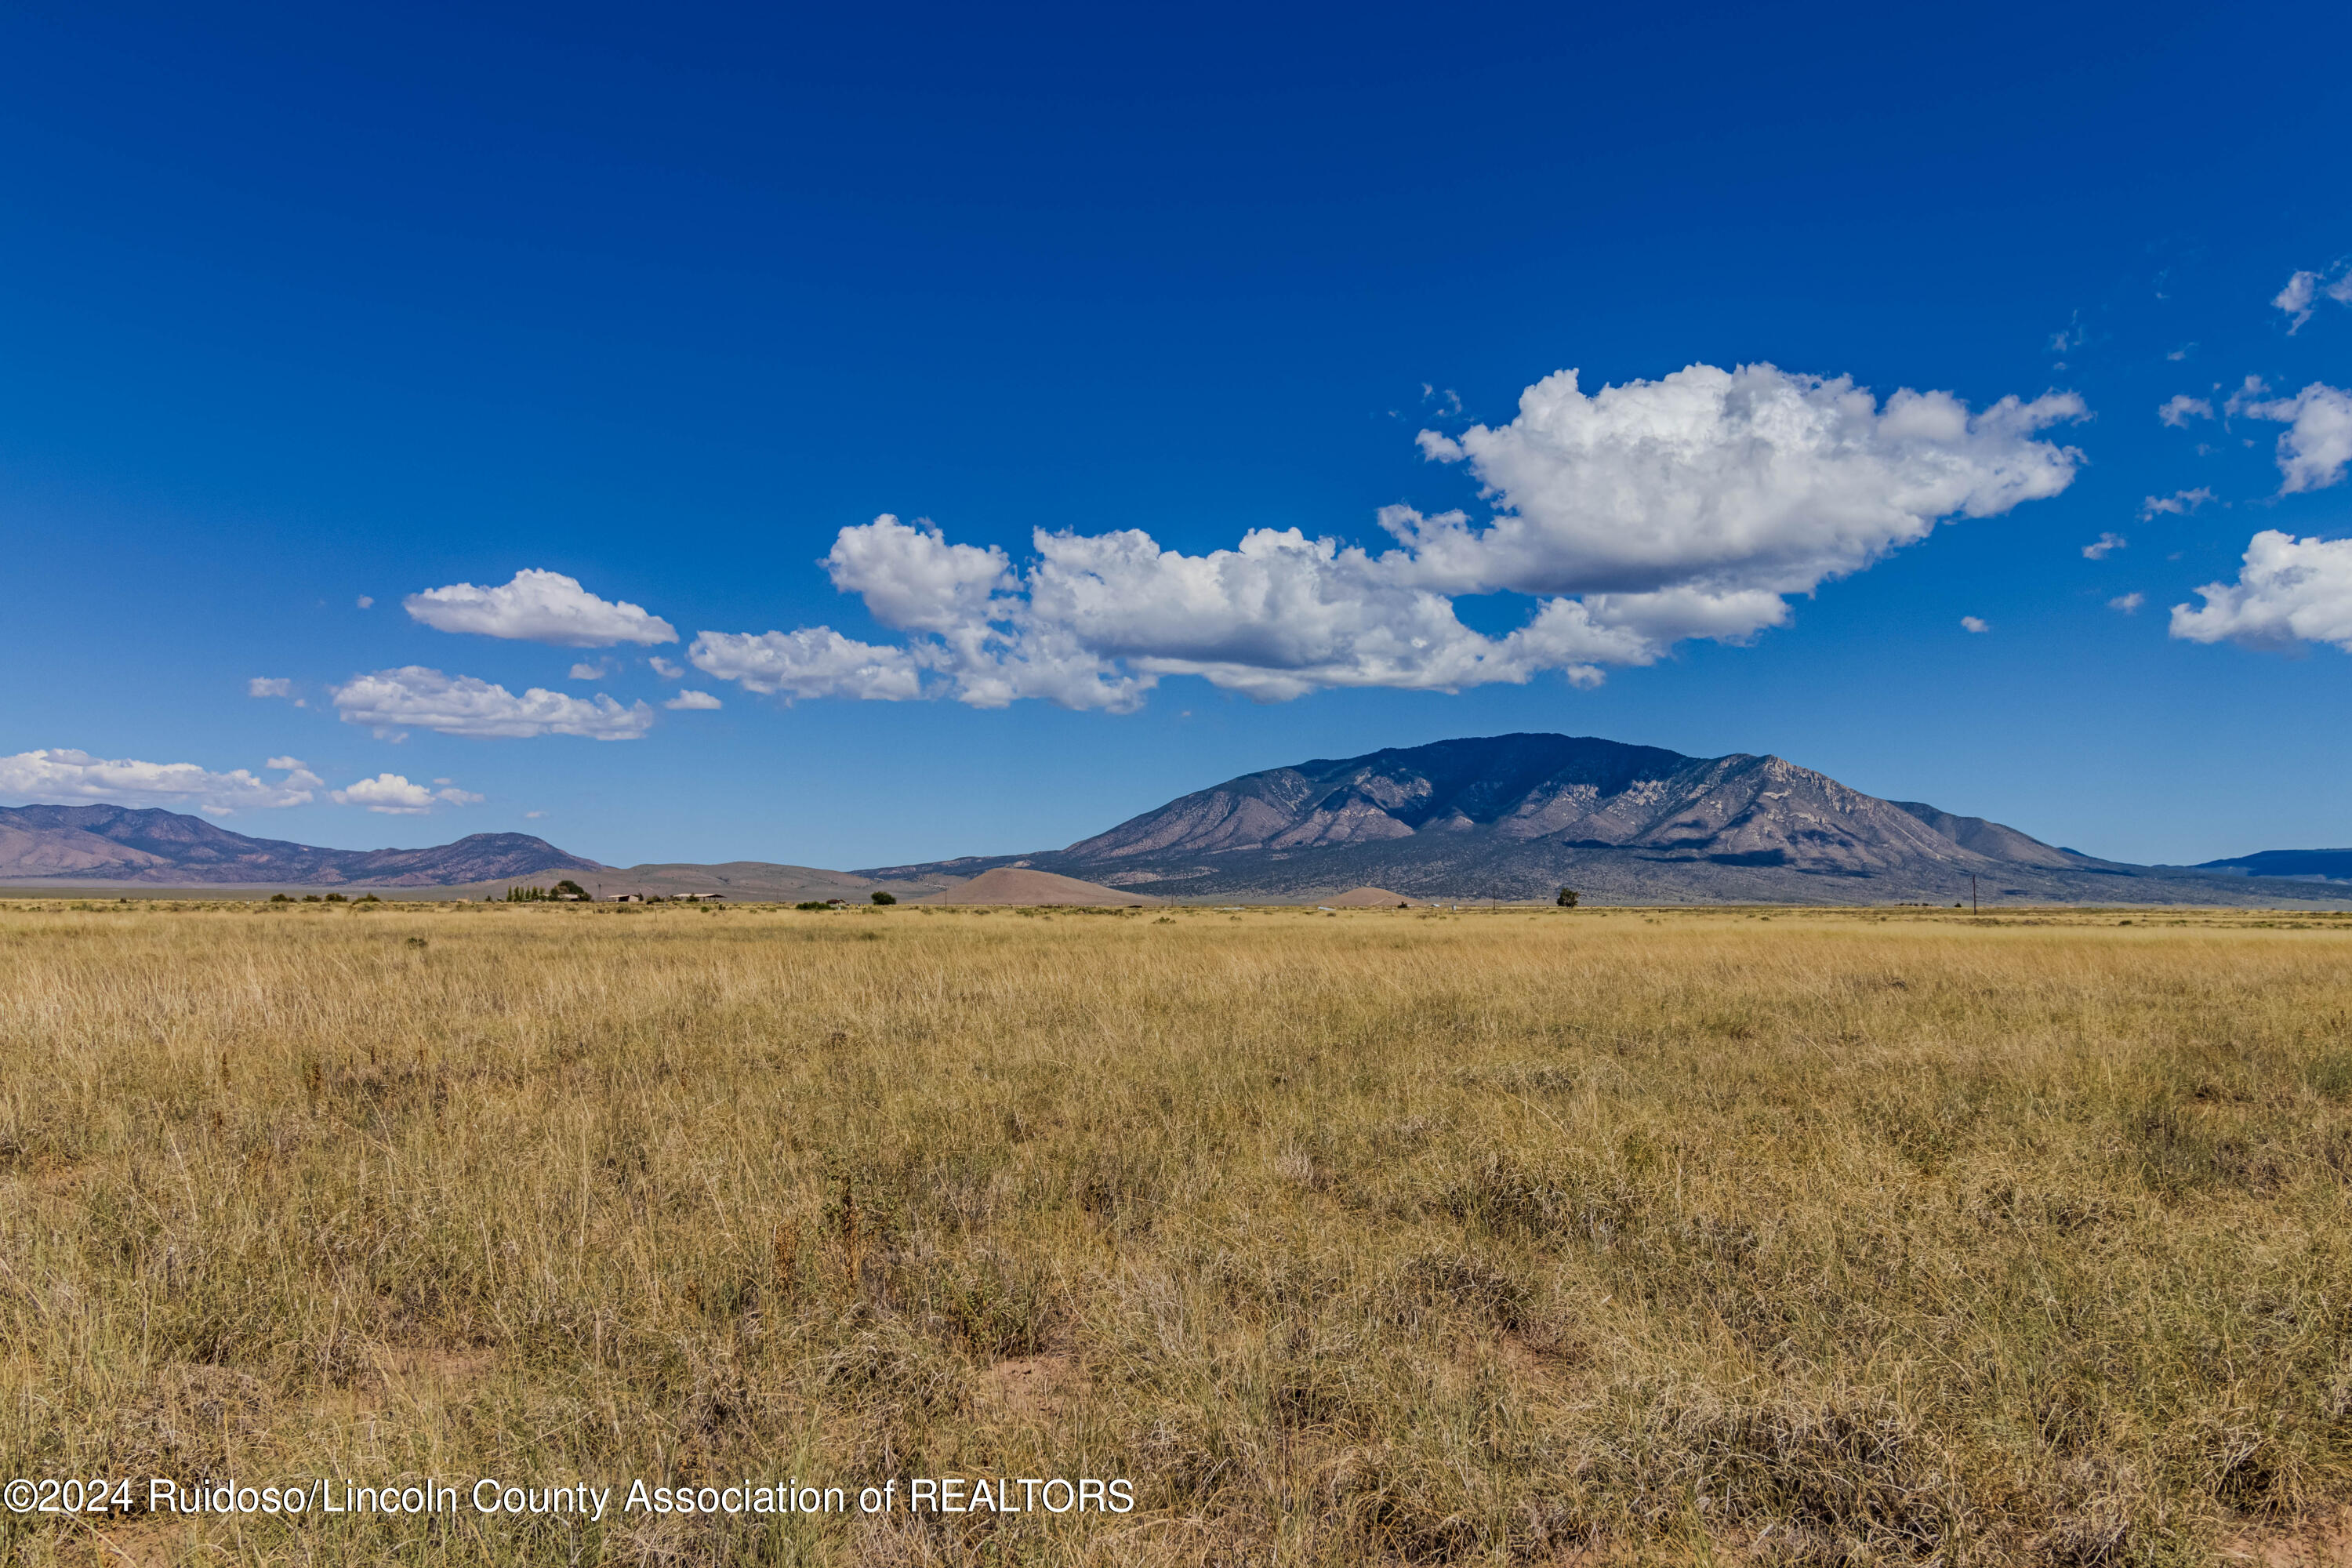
(2, 901), (2349, 1564)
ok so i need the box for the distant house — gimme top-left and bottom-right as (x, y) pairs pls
(613, 894), (644, 903)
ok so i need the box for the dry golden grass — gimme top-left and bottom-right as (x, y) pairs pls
(2, 898), (2350, 1566)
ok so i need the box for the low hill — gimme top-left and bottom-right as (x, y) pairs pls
(1323, 886), (1417, 907)
(0, 804), (600, 887)
(917, 867), (1156, 906)
(531, 861), (959, 902)
(2191, 848), (2352, 884)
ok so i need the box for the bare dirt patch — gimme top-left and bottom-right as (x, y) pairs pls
(978, 1351), (1081, 1421)
(2223, 1509), (2352, 1566)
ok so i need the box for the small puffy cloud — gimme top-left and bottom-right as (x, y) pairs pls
(357, 595), (375, 609)
(2170, 531), (2352, 652)
(2083, 532), (2127, 559)
(2158, 394), (2212, 428)
(404, 568), (677, 647)
(2271, 269), (2350, 333)
(648, 656), (684, 678)
(690, 365), (2085, 710)
(2223, 376), (2270, 417)
(524, 810), (546, 819)
(0, 750), (316, 813)
(2139, 488), (2215, 520)
(266, 756), (307, 772)
(2109, 592), (2145, 614)
(2231, 383), (2352, 494)
(567, 661), (608, 681)
(2276, 270), (2320, 332)
(664, 689), (723, 710)
(688, 629), (926, 702)
(332, 772), (483, 814)
(1960, 615), (1991, 633)
(332, 666), (656, 739)
(248, 677), (294, 699)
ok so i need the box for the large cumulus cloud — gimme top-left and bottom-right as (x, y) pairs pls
(690, 363), (2086, 711)
(2171, 531), (2352, 653)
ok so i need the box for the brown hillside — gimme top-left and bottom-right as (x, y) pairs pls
(920, 867), (1158, 906)
(1323, 886), (1417, 907)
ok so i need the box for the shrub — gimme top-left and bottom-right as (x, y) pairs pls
(1556, 887), (1579, 908)
(870, 891), (898, 906)
(323, 893), (348, 904)
(267, 894), (292, 904)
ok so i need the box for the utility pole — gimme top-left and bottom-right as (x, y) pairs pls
(1971, 874), (1978, 914)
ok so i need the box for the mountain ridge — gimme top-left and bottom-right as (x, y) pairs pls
(860, 733), (2347, 907)
(0, 804), (603, 886)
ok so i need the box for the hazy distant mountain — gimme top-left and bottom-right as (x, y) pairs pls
(0, 804), (602, 887)
(2190, 848), (2352, 884)
(862, 733), (2348, 906)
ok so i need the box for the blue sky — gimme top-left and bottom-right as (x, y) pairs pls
(2, 0), (2347, 869)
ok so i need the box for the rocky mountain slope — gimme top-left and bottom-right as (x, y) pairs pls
(0, 804), (602, 887)
(862, 733), (2349, 906)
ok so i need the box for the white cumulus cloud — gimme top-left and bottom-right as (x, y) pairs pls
(688, 365), (2086, 710)
(567, 661), (608, 681)
(2170, 531), (2352, 652)
(332, 667), (656, 739)
(0, 750), (318, 814)
(664, 689), (723, 710)
(2158, 394), (2212, 428)
(689, 627), (927, 702)
(2084, 532), (2127, 559)
(2109, 592), (2144, 614)
(404, 569), (677, 647)
(332, 772), (484, 814)
(648, 656), (684, 678)
(1960, 615), (1990, 633)
(249, 677), (294, 699)
(2231, 383), (2352, 494)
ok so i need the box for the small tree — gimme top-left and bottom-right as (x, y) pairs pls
(1555, 887), (1579, 908)
(870, 891), (897, 906)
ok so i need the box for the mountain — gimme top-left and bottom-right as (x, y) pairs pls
(860, 733), (2349, 907)
(2191, 848), (2352, 884)
(0, 804), (603, 887)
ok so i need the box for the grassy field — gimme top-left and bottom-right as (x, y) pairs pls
(2, 898), (2350, 1566)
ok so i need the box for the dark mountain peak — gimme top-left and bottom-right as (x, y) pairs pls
(876, 730), (2180, 904)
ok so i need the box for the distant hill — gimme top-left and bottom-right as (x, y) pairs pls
(0, 804), (602, 887)
(2191, 848), (2352, 884)
(861, 733), (2351, 907)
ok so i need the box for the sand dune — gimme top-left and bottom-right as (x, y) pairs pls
(919, 866), (1159, 906)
